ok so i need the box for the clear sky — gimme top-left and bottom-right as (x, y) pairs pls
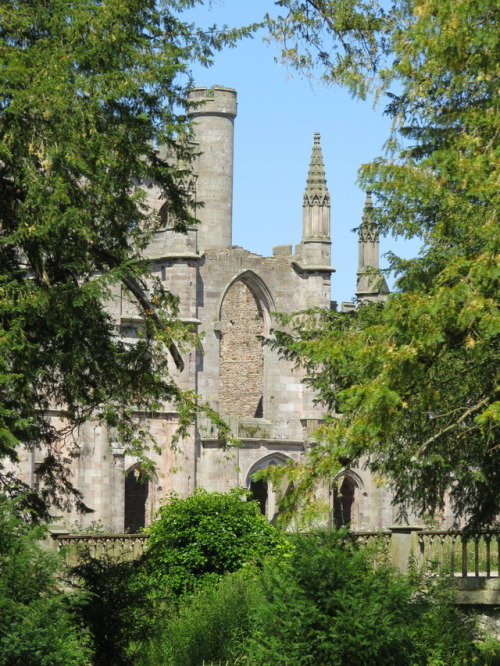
(186, 1), (420, 305)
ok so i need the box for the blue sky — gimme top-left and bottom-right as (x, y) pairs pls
(186, 1), (420, 305)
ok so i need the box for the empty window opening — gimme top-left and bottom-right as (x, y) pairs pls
(249, 478), (268, 516)
(333, 476), (356, 528)
(124, 467), (149, 534)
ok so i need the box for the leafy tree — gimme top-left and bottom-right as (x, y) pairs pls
(0, 497), (93, 665)
(264, 0), (499, 526)
(144, 488), (291, 596)
(139, 569), (259, 666)
(0, 0), (247, 512)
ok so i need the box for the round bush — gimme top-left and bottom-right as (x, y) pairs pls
(144, 488), (290, 596)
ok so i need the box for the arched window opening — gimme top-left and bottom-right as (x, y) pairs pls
(333, 476), (356, 528)
(246, 454), (293, 523)
(124, 467), (149, 534)
(219, 280), (264, 417)
(249, 478), (268, 516)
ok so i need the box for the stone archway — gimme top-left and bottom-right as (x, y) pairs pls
(333, 475), (358, 528)
(246, 454), (292, 522)
(219, 280), (265, 418)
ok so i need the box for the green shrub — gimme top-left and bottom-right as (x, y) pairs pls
(240, 530), (480, 665)
(0, 498), (93, 666)
(407, 579), (481, 665)
(143, 488), (290, 597)
(72, 554), (167, 666)
(139, 569), (259, 666)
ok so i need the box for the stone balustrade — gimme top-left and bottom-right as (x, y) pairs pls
(50, 527), (500, 604)
(52, 533), (149, 565)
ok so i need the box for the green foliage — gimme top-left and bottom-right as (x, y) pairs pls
(0, 0), (246, 512)
(477, 634), (500, 666)
(0, 498), (93, 665)
(139, 569), (259, 666)
(144, 488), (291, 596)
(266, 0), (397, 99)
(409, 581), (481, 666)
(265, 0), (499, 527)
(72, 554), (166, 666)
(242, 530), (480, 665)
(138, 529), (483, 665)
(243, 530), (413, 665)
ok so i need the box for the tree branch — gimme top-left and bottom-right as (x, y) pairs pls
(418, 395), (492, 456)
(91, 245), (184, 371)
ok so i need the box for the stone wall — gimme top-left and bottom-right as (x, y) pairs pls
(219, 280), (264, 417)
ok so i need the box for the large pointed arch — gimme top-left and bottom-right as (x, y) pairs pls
(218, 271), (275, 418)
(245, 452), (292, 487)
(331, 470), (365, 529)
(217, 269), (275, 336)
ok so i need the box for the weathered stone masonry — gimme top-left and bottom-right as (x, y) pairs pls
(11, 85), (443, 532)
(219, 280), (264, 418)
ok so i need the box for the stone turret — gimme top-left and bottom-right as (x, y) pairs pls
(301, 133), (331, 266)
(356, 191), (389, 302)
(188, 87), (237, 250)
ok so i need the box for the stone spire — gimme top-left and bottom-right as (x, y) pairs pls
(358, 190), (378, 245)
(304, 133), (330, 208)
(299, 133), (332, 269)
(356, 191), (389, 302)
(302, 132), (330, 240)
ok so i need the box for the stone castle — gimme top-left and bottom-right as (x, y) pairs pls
(14, 86), (404, 533)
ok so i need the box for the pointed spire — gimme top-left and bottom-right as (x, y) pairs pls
(359, 190), (378, 243)
(302, 133), (331, 250)
(303, 132), (330, 206)
(356, 190), (389, 302)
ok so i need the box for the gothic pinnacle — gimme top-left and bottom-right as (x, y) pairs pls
(302, 132), (331, 245)
(361, 190), (374, 226)
(359, 190), (379, 243)
(304, 132), (329, 204)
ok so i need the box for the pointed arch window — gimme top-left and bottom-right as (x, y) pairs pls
(246, 454), (292, 523)
(219, 279), (265, 418)
(332, 472), (365, 529)
(124, 465), (149, 534)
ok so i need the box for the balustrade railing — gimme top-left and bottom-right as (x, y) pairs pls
(51, 529), (500, 579)
(52, 533), (149, 565)
(417, 530), (500, 578)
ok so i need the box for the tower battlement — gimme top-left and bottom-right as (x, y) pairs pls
(188, 86), (237, 119)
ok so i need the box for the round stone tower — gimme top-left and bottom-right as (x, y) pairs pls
(188, 86), (237, 250)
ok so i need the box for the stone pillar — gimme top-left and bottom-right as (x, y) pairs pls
(388, 525), (424, 573)
(188, 87), (237, 250)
